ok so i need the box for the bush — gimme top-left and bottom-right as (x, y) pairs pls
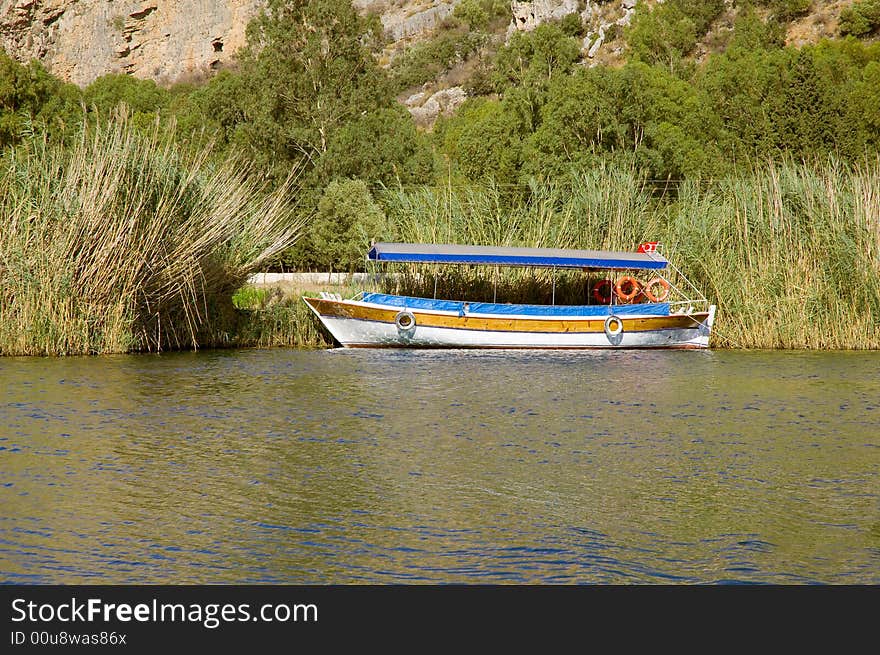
(297, 179), (390, 272)
(839, 0), (880, 37)
(0, 114), (304, 355)
(0, 48), (82, 148)
(755, 0), (812, 22)
(83, 74), (169, 117)
(454, 0), (509, 31)
(389, 32), (486, 93)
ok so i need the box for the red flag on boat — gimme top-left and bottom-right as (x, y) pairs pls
(637, 242), (659, 253)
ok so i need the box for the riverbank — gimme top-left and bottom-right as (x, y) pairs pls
(3, 141), (878, 354)
(378, 159), (880, 350)
(0, 117), (302, 356)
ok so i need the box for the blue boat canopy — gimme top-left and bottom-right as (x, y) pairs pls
(367, 242), (667, 271)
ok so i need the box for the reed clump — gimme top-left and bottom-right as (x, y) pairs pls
(232, 286), (334, 348)
(379, 163), (664, 304)
(0, 116), (304, 355)
(234, 300), (334, 349)
(672, 159), (880, 348)
(379, 159), (880, 349)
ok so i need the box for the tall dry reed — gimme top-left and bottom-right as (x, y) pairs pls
(0, 116), (304, 355)
(673, 159), (880, 348)
(379, 159), (880, 349)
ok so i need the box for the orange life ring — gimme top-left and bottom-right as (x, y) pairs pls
(592, 279), (613, 304)
(643, 277), (671, 302)
(614, 276), (641, 303)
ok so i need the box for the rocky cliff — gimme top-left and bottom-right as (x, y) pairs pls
(1, 0), (470, 85)
(0, 0), (265, 86)
(0, 0), (866, 87)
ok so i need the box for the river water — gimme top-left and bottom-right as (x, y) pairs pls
(1, 348), (878, 584)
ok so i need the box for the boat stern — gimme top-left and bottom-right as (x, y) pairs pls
(696, 304), (717, 348)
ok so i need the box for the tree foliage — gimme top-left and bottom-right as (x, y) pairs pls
(298, 178), (389, 271)
(839, 0), (880, 37)
(453, 0), (510, 32)
(626, 0), (725, 70)
(0, 49), (81, 147)
(389, 31), (486, 93)
(83, 74), (168, 116)
(436, 98), (524, 183)
(209, 0), (391, 182)
(316, 105), (434, 185)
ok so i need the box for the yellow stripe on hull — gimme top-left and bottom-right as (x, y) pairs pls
(303, 297), (708, 334)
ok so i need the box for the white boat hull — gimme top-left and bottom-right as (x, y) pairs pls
(304, 297), (716, 349)
(316, 316), (711, 348)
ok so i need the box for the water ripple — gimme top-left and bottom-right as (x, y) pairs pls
(1, 349), (878, 583)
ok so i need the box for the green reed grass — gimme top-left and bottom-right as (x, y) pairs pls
(379, 159), (880, 349)
(234, 296), (334, 349)
(0, 116), (304, 355)
(673, 159), (880, 348)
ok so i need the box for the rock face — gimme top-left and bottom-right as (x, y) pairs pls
(508, 0), (579, 35)
(580, 0), (640, 60)
(405, 85), (466, 128)
(1, 0), (462, 86)
(1, 0), (850, 88)
(372, 0), (458, 43)
(0, 0), (266, 86)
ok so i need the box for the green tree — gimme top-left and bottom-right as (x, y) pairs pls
(83, 74), (168, 115)
(616, 61), (728, 178)
(626, 0), (725, 71)
(435, 98), (524, 183)
(389, 31), (485, 93)
(180, 70), (243, 149)
(697, 47), (786, 159)
(491, 24), (580, 133)
(856, 61), (880, 145)
(768, 49), (843, 158)
(0, 49), (82, 147)
(524, 61), (729, 179)
(82, 74), (172, 133)
(453, 0), (509, 31)
(493, 24), (581, 92)
(300, 178), (390, 271)
(218, 0), (392, 182)
(724, 5), (785, 55)
(839, 0), (880, 37)
(755, 0), (812, 22)
(522, 66), (625, 179)
(316, 106), (434, 185)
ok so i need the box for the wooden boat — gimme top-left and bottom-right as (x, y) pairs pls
(303, 242), (716, 349)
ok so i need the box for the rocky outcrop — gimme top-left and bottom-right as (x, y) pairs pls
(508, 0), (579, 35)
(0, 0), (266, 86)
(405, 85), (466, 128)
(1, 0), (852, 89)
(506, 0), (640, 59)
(376, 0), (459, 42)
(1, 0), (464, 86)
(581, 0), (640, 60)
(505, 0), (640, 60)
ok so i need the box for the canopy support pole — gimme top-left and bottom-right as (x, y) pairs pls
(552, 267), (556, 305)
(433, 270), (438, 299)
(493, 266), (498, 303)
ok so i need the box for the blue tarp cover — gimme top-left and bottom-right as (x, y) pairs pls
(367, 242), (667, 270)
(360, 293), (671, 317)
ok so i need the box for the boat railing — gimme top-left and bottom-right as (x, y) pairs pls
(667, 299), (712, 314)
